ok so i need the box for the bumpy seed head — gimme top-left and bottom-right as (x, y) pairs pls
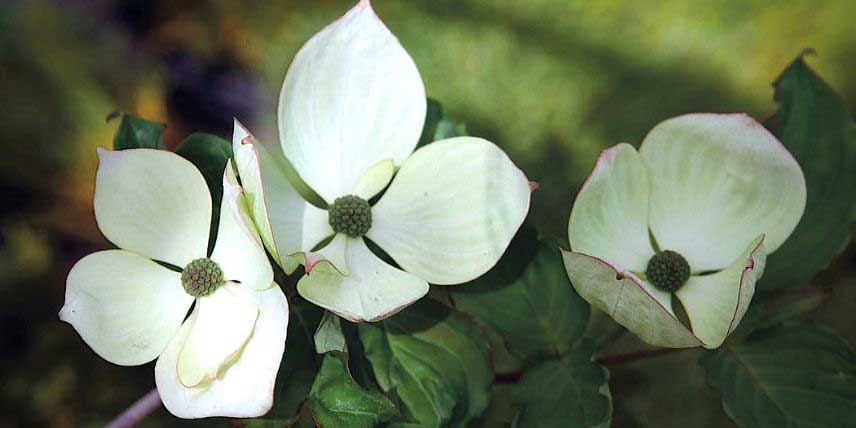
(328, 194), (372, 237)
(645, 250), (691, 293)
(181, 258), (224, 297)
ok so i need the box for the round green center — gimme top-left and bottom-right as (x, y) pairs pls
(181, 258), (224, 297)
(328, 194), (372, 237)
(645, 250), (691, 293)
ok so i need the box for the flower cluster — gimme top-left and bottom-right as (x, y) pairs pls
(59, 0), (809, 421)
(60, 0), (531, 418)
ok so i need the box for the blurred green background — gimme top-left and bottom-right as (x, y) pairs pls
(1, 0), (854, 426)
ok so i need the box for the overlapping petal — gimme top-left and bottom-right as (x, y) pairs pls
(369, 137), (531, 285)
(210, 164), (273, 290)
(561, 250), (702, 348)
(232, 121), (334, 273)
(676, 235), (766, 348)
(156, 285), (288, 418)
(641, 113), (806, 271)
(278, 0), (426, 203)
(176, 283), (259, 388)
(297, 237), (429, 322)
(353, 159), (395, 200)
(59, 250), (194, 365)
(568, 143), (656, 272)
(94, 148), (210, 267)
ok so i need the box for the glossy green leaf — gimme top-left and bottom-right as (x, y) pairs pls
(701, 323), (856, 428)
(306, 352), (401, 428)
(418, 98), (467, 148)
(760, 55), (856, 289)
(511, 339), (612, 428)
(174, 133), (233, 254)
(359, 298), (492, 428)
(315, 311), (347, 354)
(111, 114), (165, 150)
(451, 235), (590, 361)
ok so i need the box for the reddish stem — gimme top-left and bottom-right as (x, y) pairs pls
(106, 388), (162, 428)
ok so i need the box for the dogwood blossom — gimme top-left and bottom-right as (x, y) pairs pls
(59, 148), (287, 418)
(562, 114), (806, 348)
(236, 0), (531, 322)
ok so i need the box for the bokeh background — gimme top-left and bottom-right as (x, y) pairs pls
(1, 0), (855, 426)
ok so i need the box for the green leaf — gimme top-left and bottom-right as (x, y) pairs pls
(701, 323), (856, 428)
(511, 340), (612, 428)
(359, 298), (492, 428)
(315, 311), (347, 354)
(111, 114), (165, 150)
(735, 287), (830, 335)
(174, 133), (233, 254)
(760, 55), (856, 289)
(451, 236), (589, 361)
(306, 352), (401, 428)
(418, 98), (467, 148)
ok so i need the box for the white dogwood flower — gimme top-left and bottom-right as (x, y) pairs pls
(237, 0), (531, 322)
(563, 114), (806, 348)
(59, 148), (287, 418)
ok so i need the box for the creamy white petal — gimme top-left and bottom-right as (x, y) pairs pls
(641, 113), (806, 271)
(676, 235), (766, 348)
(94, 148), (210, 267)
(568, 143), (656, 272)
(352, 159), (395, 200)
(211, 165), (273, 291)
(176, 283), (259, 387)
(232, 120), (327, 274)
(297, 237), (429, 322)
(278, 0), (426, 203)
(232, 120), (293, 271)
(562, 250), (702, 348)
(59, 250), (193, 365)
(156, 285), (289, 419)
(305, 233), (350, 276)
(368, 137), (531, 285)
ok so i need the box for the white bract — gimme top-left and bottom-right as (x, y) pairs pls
(237, 0), (531, 322)
(59, 148), (288, 418)
(563, 114), (806, 348)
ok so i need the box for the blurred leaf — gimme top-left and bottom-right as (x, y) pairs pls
(451, 237), (589, 361)
(359, 298), (492, 428)
(306, 352), (401, 428)
(111, 114), (165, 150)
(735, 287), (830, 334)
(761, 55), (856, 289)
(468, 385), (518, 428)
(174, 133), (233, 254)
(314, 311), (347, 354)
(418, 98), (468, 148)
(701, 322), (856, 428)
(511, 339), (612, 428)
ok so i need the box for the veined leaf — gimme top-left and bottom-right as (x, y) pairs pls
(760, 55), (856, 289)
(451, 236), (589, 361)
(359, 298), (492, 428)
(701, 322), (856, 428)
(511, 340), (612, 428)
(306, 352), (400, 428)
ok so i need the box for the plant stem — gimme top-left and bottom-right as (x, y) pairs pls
(107, 388), (161, 428)
(596, 347), (685, 366)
